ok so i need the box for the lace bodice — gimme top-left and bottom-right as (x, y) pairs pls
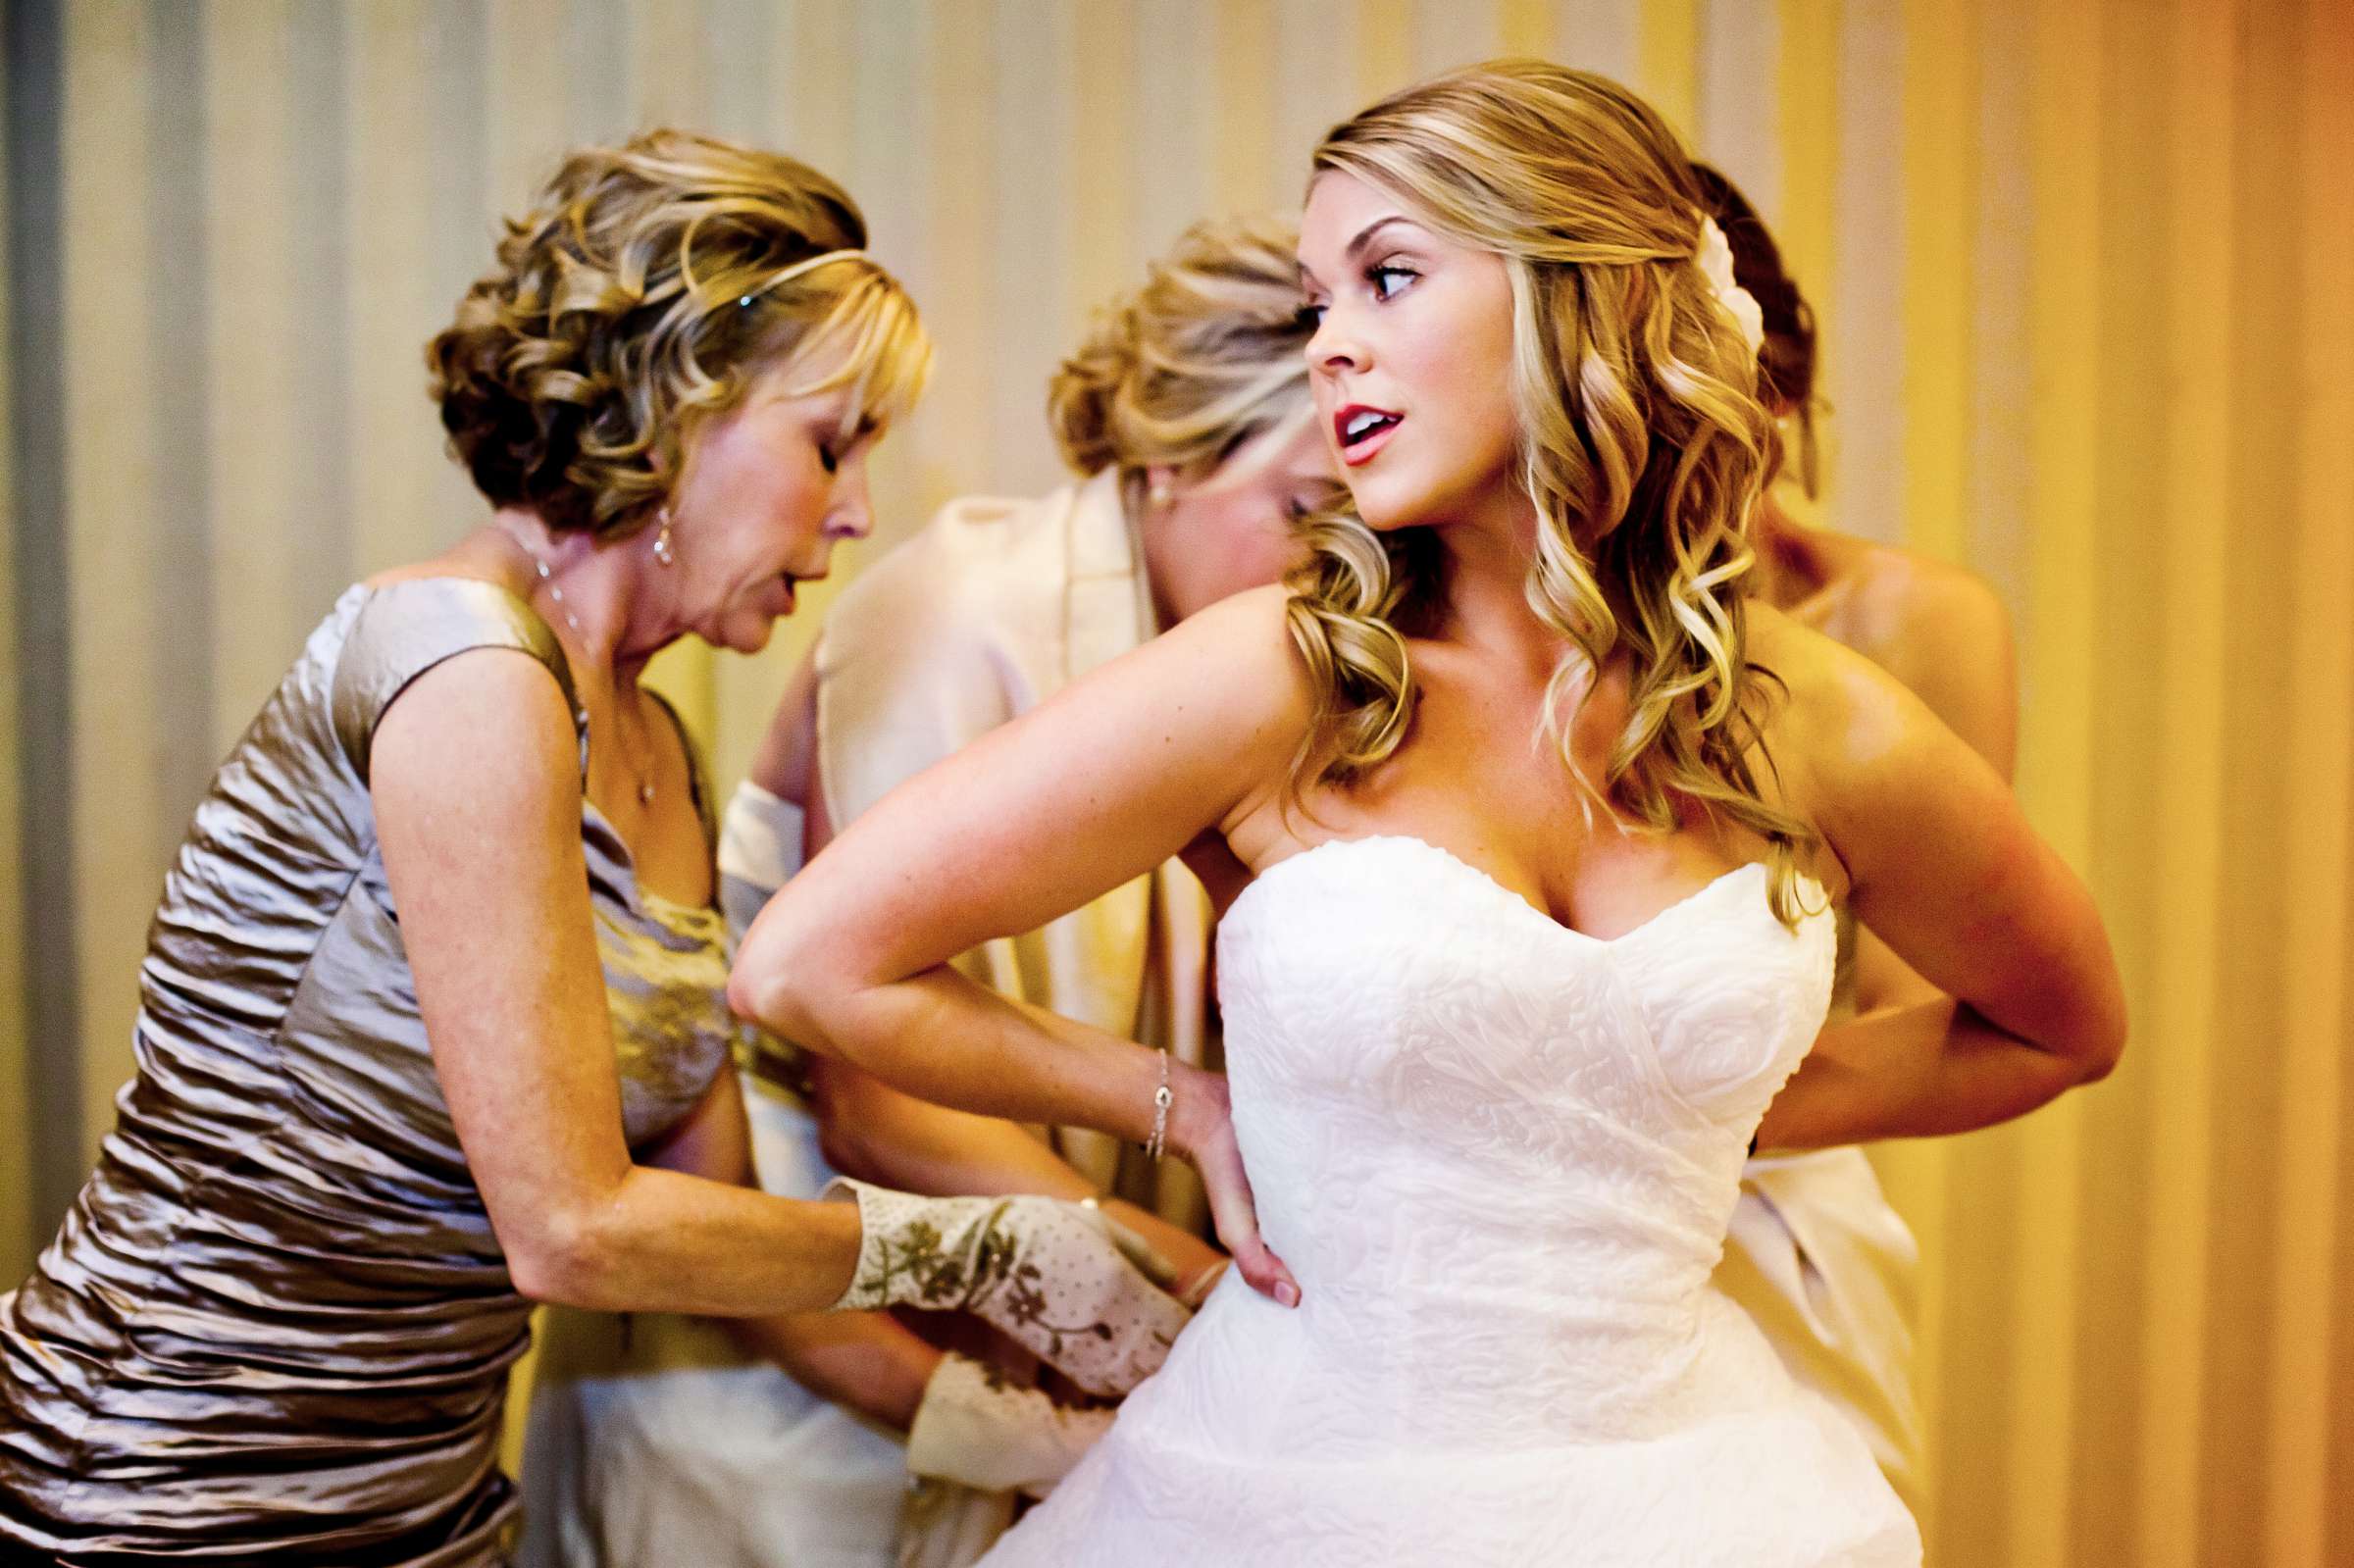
(980, 835), (1919, 1566)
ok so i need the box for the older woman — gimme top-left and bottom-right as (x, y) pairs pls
(522, 212), (1325, 1568)
(0, 130), (1183, 1568)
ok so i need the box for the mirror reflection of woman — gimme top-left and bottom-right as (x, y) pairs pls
(0, 131), (1185, 1568)
(734, 63), (2124, 1565)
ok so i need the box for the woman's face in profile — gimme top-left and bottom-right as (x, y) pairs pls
(661, 353), (881, 654)
(1297, 171), (1519, 536)
(1143, 412), (1333, 625)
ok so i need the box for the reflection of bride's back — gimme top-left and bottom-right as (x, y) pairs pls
(979, 835), (1923, 1566)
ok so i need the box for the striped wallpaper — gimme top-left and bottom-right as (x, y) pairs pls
(2, 3), (2348, 1563)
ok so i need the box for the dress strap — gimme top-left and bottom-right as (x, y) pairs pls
(332, 577), (587, 784)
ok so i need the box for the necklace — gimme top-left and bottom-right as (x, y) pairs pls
(507, 531), (657, 807)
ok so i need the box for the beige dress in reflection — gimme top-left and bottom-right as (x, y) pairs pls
(0, 580), (733, 1566)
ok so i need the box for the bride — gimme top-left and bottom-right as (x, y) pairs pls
(733, 61), (2124, 1565)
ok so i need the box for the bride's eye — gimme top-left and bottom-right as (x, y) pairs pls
(1368, 262), (1417, 301)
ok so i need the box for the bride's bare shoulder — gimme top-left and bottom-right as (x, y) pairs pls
(1136, 582), (1319, 727)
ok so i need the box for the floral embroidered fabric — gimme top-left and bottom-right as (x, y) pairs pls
(827, 1180), (1186, 1398)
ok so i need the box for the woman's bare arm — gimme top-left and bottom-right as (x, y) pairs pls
(732, 586), (1309, 1300)
(735, 644), (1223, 1282)
(803, 1057), (1222, 1283)
(1842, 564), (2019, 1016)
(636, 1069), (939, 1430)
(1755, 625), (2125, 1148)
(372, 649), (866, 1315)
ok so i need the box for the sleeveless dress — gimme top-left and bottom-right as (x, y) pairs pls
(980, 835), (1922, 1566)
(0, 579), (735, 1566)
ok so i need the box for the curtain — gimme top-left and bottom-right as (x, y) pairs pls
(3, 3), (2346, 1561)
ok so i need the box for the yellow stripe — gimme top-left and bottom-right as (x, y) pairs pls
(1774, 0), (1838, 306)
(1637, 0), (1700, 136)
(1358, 0), (1417, 99)
(2264, 4), (2354, 1560)
(1500, 0), (1558, 56)
(1897, 0), (1971, 566)
(1213, 0), (1281, 211)
(2133, 0), (2238, 1559)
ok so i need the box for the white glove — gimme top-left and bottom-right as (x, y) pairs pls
(825, 1178), (1190, 1397)
(905, 1352), (1114, 1498)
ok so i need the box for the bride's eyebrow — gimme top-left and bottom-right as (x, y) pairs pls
(1344, 215), (1416, 263)
(1299, 215), (1420, 292)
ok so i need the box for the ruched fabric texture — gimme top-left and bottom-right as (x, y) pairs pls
(0, 580), (733, 1566)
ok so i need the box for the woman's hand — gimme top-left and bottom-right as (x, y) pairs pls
(827, 1180), (1192, 1396)
(730, 587), (1316, 1304)
(1167, 1064), (1298, 1307)
(904, 1352), (1114, 1497)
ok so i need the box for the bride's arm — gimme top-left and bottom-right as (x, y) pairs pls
(1753, 624), (2127, 1149)
(729, 586), (1309, 1302)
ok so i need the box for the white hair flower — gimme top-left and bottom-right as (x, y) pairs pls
(1694, 216), (1766, 358)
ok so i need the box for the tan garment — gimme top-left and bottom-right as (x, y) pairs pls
(814, 470), (1217, 1235)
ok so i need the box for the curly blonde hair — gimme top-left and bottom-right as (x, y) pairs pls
(1291, 60), (1817, 921)
(1047, 214), (1315, 508)
(430, 129), (930, 538)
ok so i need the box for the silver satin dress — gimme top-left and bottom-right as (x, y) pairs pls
(0, 579), (734, 1565)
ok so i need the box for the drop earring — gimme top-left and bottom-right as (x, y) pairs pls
(652, 507), (676, 567)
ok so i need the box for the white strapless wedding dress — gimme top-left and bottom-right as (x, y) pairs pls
(979, 835), (1921, 1566)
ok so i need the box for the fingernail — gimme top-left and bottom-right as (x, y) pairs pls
(1275, 1282), (1301, 1308)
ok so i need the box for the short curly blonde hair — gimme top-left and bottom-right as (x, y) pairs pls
(430, 129), (930, 537)
(1046, 214), (1313, 497)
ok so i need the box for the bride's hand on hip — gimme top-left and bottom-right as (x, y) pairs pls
(826, 1179), (1191, 1395)
(1169, 1063), (1300, 1307)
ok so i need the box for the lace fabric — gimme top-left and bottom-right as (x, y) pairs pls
(980, 835), (1920, 1566)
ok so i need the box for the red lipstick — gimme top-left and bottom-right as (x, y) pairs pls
(1334, 403), (1403, 467)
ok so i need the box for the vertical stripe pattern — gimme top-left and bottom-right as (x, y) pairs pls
(1, 5), (2345, 1562)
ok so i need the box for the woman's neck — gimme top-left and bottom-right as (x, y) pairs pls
(486, 509), (673, 690)
(1746, 491), (1836, 616)
(1429, 491), (1563, 673)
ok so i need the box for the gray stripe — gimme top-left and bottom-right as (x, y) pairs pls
(5, 0), (81, 1255)
(702, 0), (771, 142)
(146, 0), (217, 865)
(428, 0), (490, 334)
(287, 0), (352, 608)
(568, 0), (632, 147)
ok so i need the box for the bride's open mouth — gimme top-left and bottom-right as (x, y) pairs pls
(1335, 403), (1402, 467)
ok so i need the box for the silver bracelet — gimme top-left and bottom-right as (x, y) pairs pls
(1143, 1052), (1174, 1162)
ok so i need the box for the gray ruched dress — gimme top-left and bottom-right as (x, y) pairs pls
(0, 579), (735, 1565)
